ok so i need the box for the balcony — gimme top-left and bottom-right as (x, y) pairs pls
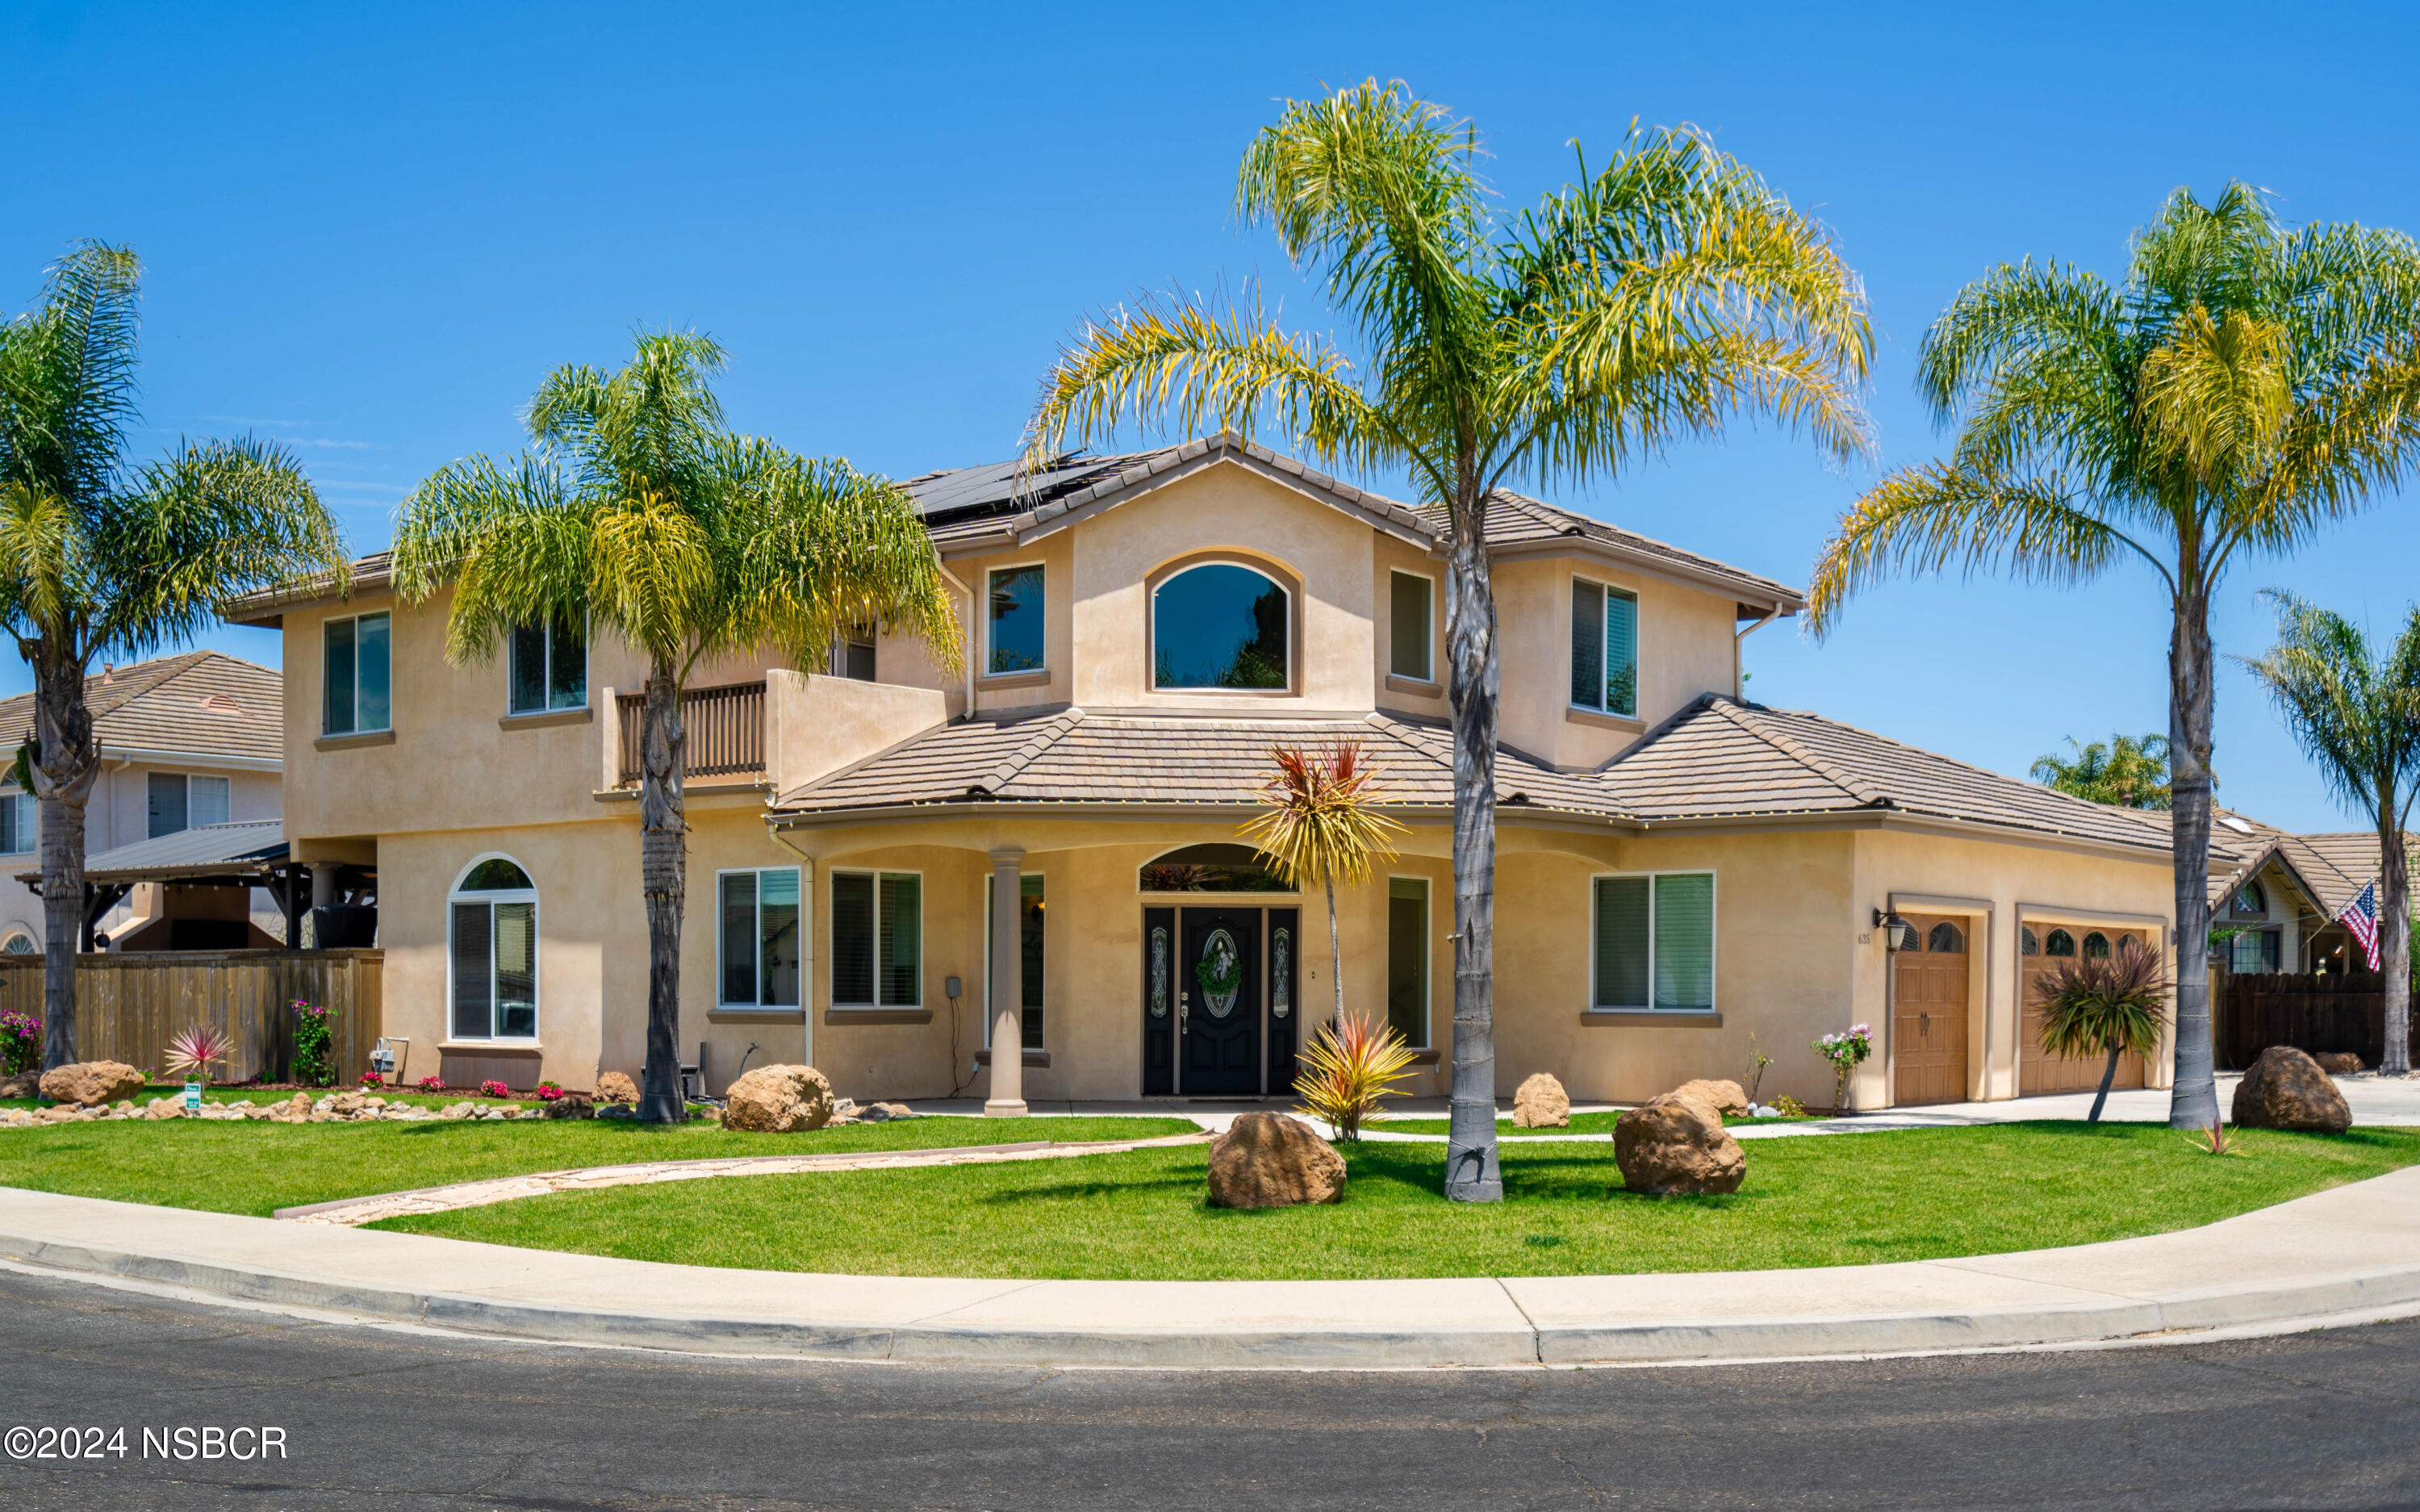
(615, 682), (767, 786)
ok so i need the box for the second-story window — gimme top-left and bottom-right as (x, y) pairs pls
(1390, 570), (1433, 682)
(987, 565), (1046, 675)
(509, 618), (587, 714)
(1570, 579), (1639, 718)
(829, 627), (876, 682)
(324, 611), (391, 735)
(148, 772), (231, 838)
(0, 789), (34, 855)
(1153, 562), (1289, 690)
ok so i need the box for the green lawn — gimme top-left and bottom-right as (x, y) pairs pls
(370, 1122), (2420, 1280)
(1372, 1110), (1813, 1138)
(3, 1087), (543, 1113)
(0, 1115), (1201, 1217)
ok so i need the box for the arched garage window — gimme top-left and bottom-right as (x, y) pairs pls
(1152, 562), (1289, 689)
(451, 856), (537, 1041)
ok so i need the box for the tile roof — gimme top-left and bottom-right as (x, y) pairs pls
(1418, 492), (1804, 611)
(0, 651), (283, 765)
(2204, 818), (2409, 918)
(771, 707), (1632, 821)
(219, 552), (391, 626)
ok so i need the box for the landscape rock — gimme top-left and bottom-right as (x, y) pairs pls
(38, 1060), (146, 1109)
(2313, 1051), (2364, 1076)
(1669, 1079), (1751, 1121)
(36, 1104), (83, 1123)
(329, 1092), (367, 1116)
(541, 1092), (596, 1120)
(1614, 1092), (1747, 1196)
(722, 1064), (836, 1134)
(863, 1101), (917, 1121)
(594, 1071), (638, 1105)
(0, 1071), (40, 1099)
(143, 1097), (184, 1120)
(440, 1102), (474, 1120)
(1512, 1072), (1571, 1128)
(2232, 1046), (2352, 1134)
(1206, 1112), (1347, 1209)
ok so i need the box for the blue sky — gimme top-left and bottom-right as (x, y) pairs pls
(6, 1), (2418, 830)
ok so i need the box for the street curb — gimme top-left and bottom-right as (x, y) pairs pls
(5, 1200), (2420, 1368)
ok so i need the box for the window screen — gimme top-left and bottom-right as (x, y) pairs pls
(879, 872), (922, 1007)
(147, 773), (187, 839)
(1592, 875), (1650, 1008)
(1386, 876), (1429, 1047)
(450, 900), (493, 1039)
(1652, 873), (1715, 1009)
(831, 872), (876, 1005)
(190, 775), (229, 829)
(1593, 873), (1713, 1011)
(1571, 581), (1604, 708)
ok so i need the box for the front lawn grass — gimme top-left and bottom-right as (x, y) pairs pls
(1372, 1109), (1814, 1138)
(0, 1115), (1201, 1217)
(372, 1121), (2420, 1279)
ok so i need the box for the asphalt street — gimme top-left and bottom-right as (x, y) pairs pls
(0, 1266), (2415, 1511)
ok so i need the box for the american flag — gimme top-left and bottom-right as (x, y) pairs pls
(2341, 881), (2383, 973)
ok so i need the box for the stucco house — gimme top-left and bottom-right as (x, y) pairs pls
(0, 651), (286, 954)
(228, 434), (2264, 1111)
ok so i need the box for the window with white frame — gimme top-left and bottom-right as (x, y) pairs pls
(324, 611), (391, 734)
(1389, 570), (1433, 682)
(984, 873), (1045, 1049)
(508, 617), (587, 714)
(1591, 871), (1715, 1012)
(986, 565), (1046, 675)
(719, 867), (803, 1009)
(0, 790), (33, 855)
(449, 857), (537, 1040)
(1570, 579), (1639, 717)
(147, 772), (230, 839)
(831, 870), (920, 1008)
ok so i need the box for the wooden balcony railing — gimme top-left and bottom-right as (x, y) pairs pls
(616, 682), (767, 786)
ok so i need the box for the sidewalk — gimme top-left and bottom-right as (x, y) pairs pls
(3, 1163), (2416, 1368)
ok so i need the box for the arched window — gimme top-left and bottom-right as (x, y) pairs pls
(2083, 930), (2112, 959)
(1151, 562), (1289, 689)
(2045, 929), (2076, 957)
(1928, 921), (1966, 954)
(1139, 843), (1292, 893)
(0, 931), (33, 955)
(2231, 882), (2267, 917)
(2021, 926), (2040, 956)
(450, 855), (537, 1041)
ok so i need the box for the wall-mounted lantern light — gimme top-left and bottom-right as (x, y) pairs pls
(1873, 908), (1918, 951)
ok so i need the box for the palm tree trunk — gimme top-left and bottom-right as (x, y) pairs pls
(2167, 587), (2221, 1129)
(31, 648), (98, 1072)
(2378, 784), (2410, 1076)
(2089, 1044), (2119, 1124)
(1443, 482), (1503, 1202)
(1324, 872), (1342, 1029)
(637, 666), (688, 1124)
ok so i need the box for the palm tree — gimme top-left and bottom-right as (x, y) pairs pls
(1808, 185), (2420, 1129)
(1242, 740), (1405, 1031)
(2029, 733), (2172, 809)
(394, 331), (957, 1123)
(1028, 81), (1871, 1200)
(2238, 590), (2420, 1074)
(0, 242), (346, 1069)
(2037, 939), (2171, 1122)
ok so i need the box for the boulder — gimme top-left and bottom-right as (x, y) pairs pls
(1615, 1092), (1746, 1196)
(144, 1097), (185, 1120)
(1512, 1072), (1571, 1128)
(438, 1101), (475, 1121)
(38, 1060), (146, 1109)
(541, 1092), (596, 1120)
(593, 1071), (639, 1105)
(2232, 1046), (2352, 1134)
(2313, 1051), (2364, 1076)
(722, 1064), (836, 1134)
(1206, 1111), (1347, 1209)
(329, 1091), (367, 1117)
(0, 1071), (40, 1099)
(1669, 1079), (1751, 1121)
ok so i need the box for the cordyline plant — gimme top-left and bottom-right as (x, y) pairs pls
(0, 244), (348, 1069)
(1241, 740), (1405, 1034)
(1294, 1011), (1418, 1142)
(162, 1023), (232, 1085)
(1810, 185), (2420, 1130)
(2037, 938), (2171, 1123)
(394, 331), (958, 1123)
(1026, 81), (1870, 1201)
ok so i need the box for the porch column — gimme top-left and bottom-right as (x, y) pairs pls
(985, 846), (1027, 1117)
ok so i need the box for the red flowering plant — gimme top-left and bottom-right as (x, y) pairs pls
(359, 1071), (384, 1089)
(416, 1075), (446, 1094)
(479, 1080), (510, 1099)
(533, 1080), (566, 1102)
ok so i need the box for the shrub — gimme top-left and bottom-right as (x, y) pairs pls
(359, 1070), (384, 1089)
(0, 1010), (38, 1076)
(1774, 1094), (1809, 1118)
(533, 1080), (566, 1102)
(290, 999), (334, 1088)
(2038, 939), (2170, 1122)
(164, 1023), (234, 1085)
(479, 1080), (510, 1099)
(416, 1075), (446, 1094)
(1293, 1013), (1416, 1142)
(1814, 1023), (1874, 1114)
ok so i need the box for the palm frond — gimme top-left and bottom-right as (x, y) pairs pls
(0, 480), (88, 641)
(0, 242), (144, 512)
(2237, 589), (2420, 825)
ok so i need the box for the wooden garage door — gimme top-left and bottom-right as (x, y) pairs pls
(2019, 925), (2150, 1096)
(1892, 914), (1971, 1106)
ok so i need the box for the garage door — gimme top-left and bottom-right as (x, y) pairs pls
(2019, 925), (2150, 1096)
(1892, 913), (1971, 1106)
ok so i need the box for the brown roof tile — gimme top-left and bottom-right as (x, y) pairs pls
(0, 650), (282, 764)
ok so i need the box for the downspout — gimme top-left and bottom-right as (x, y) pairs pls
(934, 559), (976, 720)
(1732, 604), (1781, 699)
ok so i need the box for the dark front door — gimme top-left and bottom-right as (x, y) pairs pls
(1180, 908), (1260, 1094)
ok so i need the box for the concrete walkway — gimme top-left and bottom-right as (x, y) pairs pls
(4, 1161), (2417, 1368)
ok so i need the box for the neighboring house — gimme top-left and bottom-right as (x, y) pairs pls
(2204, 817), (2410, 979)
(230, 434), (2257, 1108)
(0, 652), (285, 954)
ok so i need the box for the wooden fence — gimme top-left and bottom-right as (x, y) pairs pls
(616, 681), (766, 785)
(0, 950), (383, 1085)
(2217, 971), (2412, 1069)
